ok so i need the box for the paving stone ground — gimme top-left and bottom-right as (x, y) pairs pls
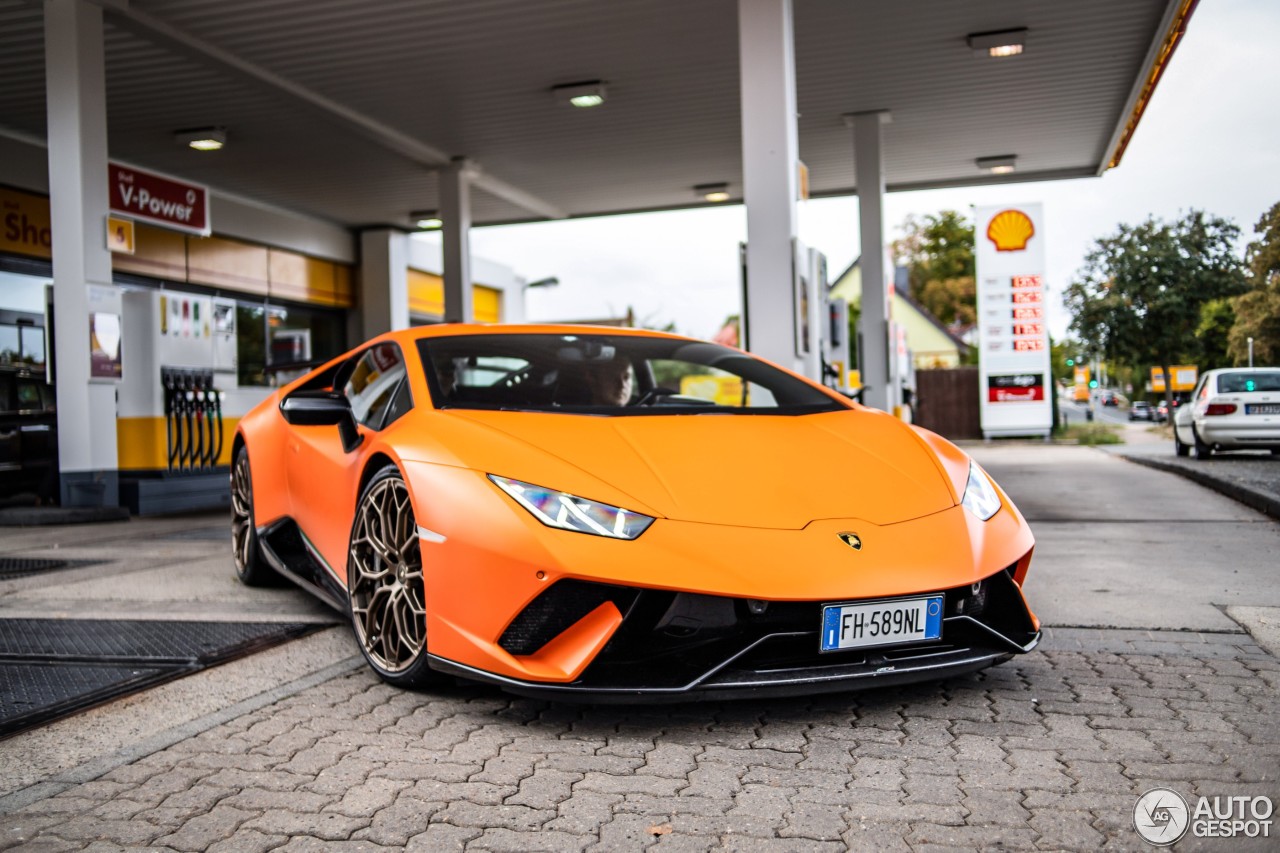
(2, 627), (1278, 852)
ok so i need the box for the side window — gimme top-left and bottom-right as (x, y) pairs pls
(379, 376), (414, 429)
(342, 343), (407, 429)
(0, 374), (13, 413)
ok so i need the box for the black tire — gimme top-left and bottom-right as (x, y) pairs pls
(1192, 426), (1213, 460)
(1174, 429), (1190, 457)
(231, 446), (277, 586)
(347, 465), (441, 689)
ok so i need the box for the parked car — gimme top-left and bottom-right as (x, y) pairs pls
(232, 325), (1041, 700)
(0, 365), (57, 501)
(1128, 401), (1154, 422)
(1173, 367), (1280, 458)
(1153, 399), (1182, 423)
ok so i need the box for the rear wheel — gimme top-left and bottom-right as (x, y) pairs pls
(1174, 429), (1189, 457)
(347, 466), (441, 688)
(1192, 426), (1213, 460)
(231, 447), (277, 585)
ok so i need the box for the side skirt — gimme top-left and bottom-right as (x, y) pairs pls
(256, 518), (349, 613)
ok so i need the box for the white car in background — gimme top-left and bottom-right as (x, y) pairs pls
(1174, 368), (1280, 458)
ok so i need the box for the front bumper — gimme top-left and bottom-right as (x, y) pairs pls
(426, 567), (1040, 702)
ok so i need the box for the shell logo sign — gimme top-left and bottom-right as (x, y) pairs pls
(986, 209), (1035, 252)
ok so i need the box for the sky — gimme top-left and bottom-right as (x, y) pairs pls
(432, 0), (1280, 343)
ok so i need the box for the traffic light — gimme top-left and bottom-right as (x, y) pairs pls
(1088, 379), (1098, 389)
(1065, 358), (1075, 367)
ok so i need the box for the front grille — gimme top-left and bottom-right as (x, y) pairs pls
(498, 580), (640, 656)
(571, 566), (1035, 690)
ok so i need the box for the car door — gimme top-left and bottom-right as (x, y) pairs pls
(285, 341), (410, 583)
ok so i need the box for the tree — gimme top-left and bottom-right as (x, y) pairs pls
(892, 211), (975, 326)
(1228, 202), (1280, 365)
(1064, 210), (1248, 412)
(1195, 298), (1235, 368)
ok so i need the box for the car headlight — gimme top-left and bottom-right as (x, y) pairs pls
(488, 475), (655, 540)
(960, 463), (1001, 521)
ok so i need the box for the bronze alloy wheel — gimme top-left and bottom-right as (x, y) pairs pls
(231, 452), (255, 572)
(349, 474), (426, 674)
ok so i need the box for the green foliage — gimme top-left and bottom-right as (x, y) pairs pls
(1065, 210), (1248, 397)
(1228, 202), (1280, 365)
(1060, 423), (1123, 445)
(892, 210), (975, 326)
(1195, 298), (1235, 369)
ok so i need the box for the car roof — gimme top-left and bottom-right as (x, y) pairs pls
(375, 323), (705, 348)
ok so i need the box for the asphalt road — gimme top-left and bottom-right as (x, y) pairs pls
(971, 443), (1280, 632)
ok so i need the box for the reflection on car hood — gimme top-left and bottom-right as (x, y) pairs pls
(444, 408), (956, 529)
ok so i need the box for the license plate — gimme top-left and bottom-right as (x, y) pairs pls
(820, 594), (944, 652)
(1246, 404), (1280, 415)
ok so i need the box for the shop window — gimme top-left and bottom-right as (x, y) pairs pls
(237, 300), (345, 387)
(20, 326), (45, 367)
(0, 326), (17, 364)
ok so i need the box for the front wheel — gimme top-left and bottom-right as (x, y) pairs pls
(347, 466), (441, 688)
(231, 447), (277, 585)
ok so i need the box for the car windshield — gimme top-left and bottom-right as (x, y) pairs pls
(417, 333), (848, 415)
(1217, 372), (1280, 393)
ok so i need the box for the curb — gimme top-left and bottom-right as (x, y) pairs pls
(1119, 454), (1280, 521)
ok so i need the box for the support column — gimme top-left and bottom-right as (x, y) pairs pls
(850, 110), (892, 412)
(440, 158), (474, 323)
(358, 229), (408, 339)
(45, 0), (118, 507)
(738, 0), (801, 372)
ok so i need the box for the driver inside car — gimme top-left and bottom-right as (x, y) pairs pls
(584, 356), (633, 406)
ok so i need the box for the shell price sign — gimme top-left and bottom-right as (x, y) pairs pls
(976, 203), (1051, 438)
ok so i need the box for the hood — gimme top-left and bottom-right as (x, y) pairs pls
(439, 408), (956, 529)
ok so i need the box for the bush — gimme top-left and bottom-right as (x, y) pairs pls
(1061, 423), (1123, 445)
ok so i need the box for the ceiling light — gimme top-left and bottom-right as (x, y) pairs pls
(410, 210), (442, 230)
(976, 155), (1017, 175)
(174, 127), (226, 151)
(552, 80), (607, 108)
(967, 28), (1027, 58)
(695, 183), (731, 203)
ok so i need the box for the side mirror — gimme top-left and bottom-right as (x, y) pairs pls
(280, 391), (363, 453)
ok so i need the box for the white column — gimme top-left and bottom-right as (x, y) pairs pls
(440, 158), (474, 323)
(851, 110), (892, 412)
(45, 0), (119, 507)
(358, 229), (408, 339)
(738, 0), (801, 372)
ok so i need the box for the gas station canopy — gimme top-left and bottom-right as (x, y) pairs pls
(1, 0), (1186, 228)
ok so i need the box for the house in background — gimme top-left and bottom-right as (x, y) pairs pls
(829, 259), (970, 370)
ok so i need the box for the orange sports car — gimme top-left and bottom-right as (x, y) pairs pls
(232, 325), (1039, 700)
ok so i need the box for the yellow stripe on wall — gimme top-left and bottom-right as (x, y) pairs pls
(117, 416), (240, 471)
(408, 269), (503, 322)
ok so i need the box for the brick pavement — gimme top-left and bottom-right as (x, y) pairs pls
(2, 627), (1278, 852)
